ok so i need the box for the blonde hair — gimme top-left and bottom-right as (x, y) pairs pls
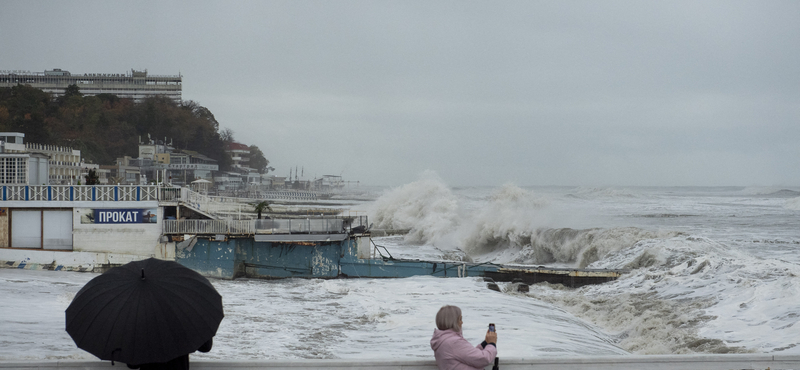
(436, 305), (462, 331)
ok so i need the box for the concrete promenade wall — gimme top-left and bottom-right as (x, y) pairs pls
(3, 355), (800, 370)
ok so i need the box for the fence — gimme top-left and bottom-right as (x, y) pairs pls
(259, 190), (324, 200)
(181, 189), (349, 219)
(0, 185), (166, 201)
(254, 218), (344, 233)
(1, 186), (356, 224)
(183, 190), (253, 216)
(163, 216), (367, 235)
(163, 219), (254, 235)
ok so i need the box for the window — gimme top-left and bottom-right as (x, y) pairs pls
(0, 157), (27, 184)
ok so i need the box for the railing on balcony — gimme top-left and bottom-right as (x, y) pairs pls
(163, 216), (367, 236)
(163, 219), (255, 235)
(254, 218), (344, 234)
(0, 185), (175, 202)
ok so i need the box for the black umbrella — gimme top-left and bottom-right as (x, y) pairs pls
(65, 258), (224, 365)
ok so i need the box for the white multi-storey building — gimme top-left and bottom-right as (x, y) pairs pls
(0, 133), (84, 185)
(25, 142), (83, 184)
(0, 68), (181, 102)
(0, 137), (48, 185)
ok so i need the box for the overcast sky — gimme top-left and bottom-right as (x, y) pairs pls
(1, 1), (798, 187)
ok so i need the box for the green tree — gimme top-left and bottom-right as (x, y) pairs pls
(6, 84), (54, 144)
(0, 85), (245, 172)
(64, 84), (82, 98)
(84, 169), (100, 185)
(248, 145), (271, 174)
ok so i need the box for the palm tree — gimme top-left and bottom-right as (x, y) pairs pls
(252, 201), (272, 219)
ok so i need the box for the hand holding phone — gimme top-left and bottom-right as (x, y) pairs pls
(486, 323), (498, 345)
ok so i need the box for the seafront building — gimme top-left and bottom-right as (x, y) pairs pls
(138, 139), (219, 186)
(225, 141), (250, 168)
(1, 131), (343, 195)
(25, 142), (83, 184)
(0, 132), (41, 185)
(100, 156), (143, 185)
(0, 68), (181, 102)
(0, 132), (84, 185)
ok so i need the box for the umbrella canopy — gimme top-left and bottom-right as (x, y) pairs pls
(65, 258), (223, 365)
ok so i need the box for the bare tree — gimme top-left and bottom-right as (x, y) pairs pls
(220, 128), (234, 144)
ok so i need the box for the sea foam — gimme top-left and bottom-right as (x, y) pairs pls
(526, 235), (800, 354)
(369, 175), (678, 267)
(785, 196), (800, 210)
(367, 177), (800, 355)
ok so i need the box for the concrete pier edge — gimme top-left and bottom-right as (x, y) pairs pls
(3, 355), (800, 369)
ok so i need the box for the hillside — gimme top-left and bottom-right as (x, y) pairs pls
(0, 84), (268, 172)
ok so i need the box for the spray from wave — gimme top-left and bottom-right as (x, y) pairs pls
(369, 176), (800, 355)
(369, 174), (676, 267)
(456, 185), (679, 266)
(367, 171), (460, 245)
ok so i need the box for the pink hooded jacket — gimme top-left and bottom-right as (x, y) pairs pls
(430, 329), (497, 370)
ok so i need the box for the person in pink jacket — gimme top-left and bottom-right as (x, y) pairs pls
(430, 305), (497, 370)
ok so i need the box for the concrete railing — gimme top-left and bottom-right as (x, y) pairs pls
(3, 355), (800, 370)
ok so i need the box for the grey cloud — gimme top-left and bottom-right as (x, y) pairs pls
(2, 0), (798, 186)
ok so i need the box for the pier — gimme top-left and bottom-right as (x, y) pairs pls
(0, 184), (625, 286)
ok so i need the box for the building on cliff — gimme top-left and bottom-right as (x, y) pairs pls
(0, 68), (181, 102)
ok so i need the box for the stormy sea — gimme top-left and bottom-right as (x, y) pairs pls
(2, 174), (799, 360)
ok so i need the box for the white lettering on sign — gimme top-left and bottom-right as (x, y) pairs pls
(97, 210), (140, 223)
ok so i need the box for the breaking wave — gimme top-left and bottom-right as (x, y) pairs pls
(768, 189), (800, 197)
(367, 171), (460, 245)
(507, 227), (682, 268)
(566, 187), (640, 199)
(369, 174), (678, 267)
(785, 197), (800, 211)
(369, 176), (800, 355)
(740, 187), (800, 197)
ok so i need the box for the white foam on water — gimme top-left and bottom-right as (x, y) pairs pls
(0, 269), (96, 361)
(785, 196), (800, 210)
(365, 176), (800, 355)
(515, 235), (800, 354)
(0, 269), (627, 360)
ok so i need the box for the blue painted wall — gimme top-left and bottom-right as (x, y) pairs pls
(239, 241), (341, 278)
(178, 238), (349, 279)
(177, 236), (499, 280)
(176, 239), (240, 279)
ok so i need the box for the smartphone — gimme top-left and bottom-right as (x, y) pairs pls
(488, 323), (495, 332)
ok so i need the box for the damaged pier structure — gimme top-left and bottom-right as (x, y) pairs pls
(166, 217), (625, 287)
